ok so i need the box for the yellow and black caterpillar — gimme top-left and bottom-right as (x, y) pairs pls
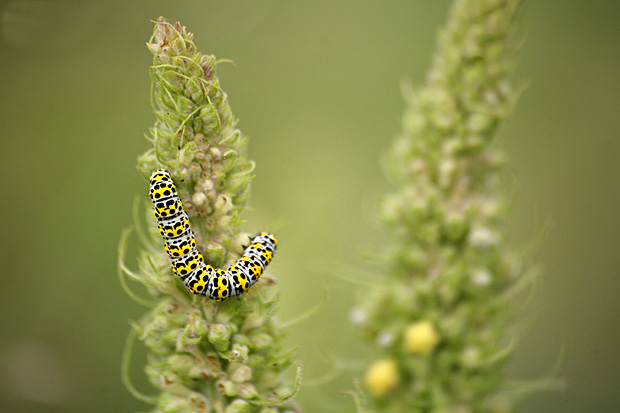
(149, 169), (277, 301)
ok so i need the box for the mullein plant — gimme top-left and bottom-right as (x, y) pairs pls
(352, 0), (532, 411)
(119, 17), (301, 412)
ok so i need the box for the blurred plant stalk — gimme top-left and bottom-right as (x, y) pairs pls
(120, 17), (300, 412)
(352, 0), (528, 411)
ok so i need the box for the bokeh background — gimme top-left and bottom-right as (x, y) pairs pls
(1, 1), (619, 412)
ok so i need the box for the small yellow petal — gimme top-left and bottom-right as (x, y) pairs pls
(404, 320), (439, 355)
(364, 358), (399, 397)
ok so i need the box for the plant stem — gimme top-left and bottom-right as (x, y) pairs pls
(120, 17), (301, 413)
(353, 1), (527, 411)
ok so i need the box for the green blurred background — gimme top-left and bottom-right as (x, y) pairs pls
(1, 1), (619, 411)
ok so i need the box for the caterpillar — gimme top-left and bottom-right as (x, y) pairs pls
(149, 169), (277, 301)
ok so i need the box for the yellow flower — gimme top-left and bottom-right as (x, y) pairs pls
(364, 358), (399, 397)
(404, 321), (439, 355)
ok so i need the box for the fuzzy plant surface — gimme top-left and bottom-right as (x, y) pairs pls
(351, 0), (530, 411)
(119, 17), (301, 413)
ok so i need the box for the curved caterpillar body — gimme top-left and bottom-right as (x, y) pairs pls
(149, 169), (277, 301)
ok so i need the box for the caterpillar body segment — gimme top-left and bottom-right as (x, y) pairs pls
(148, 169), (277, 301)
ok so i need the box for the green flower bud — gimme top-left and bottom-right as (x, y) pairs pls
(189, 392), (210, 411)
(225, 399), (252, 413)
(177, 323), (203, 352)
(227, 343), (249, 364)
(168, 354), (195, 375)
(229, 364), (253, 383)
(208, 324), (232, 352)
(236, 383), (258, 399)
(206, 352), (222, 375)
(216, 379), (236, 396)
(249, 332), (274, 350)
